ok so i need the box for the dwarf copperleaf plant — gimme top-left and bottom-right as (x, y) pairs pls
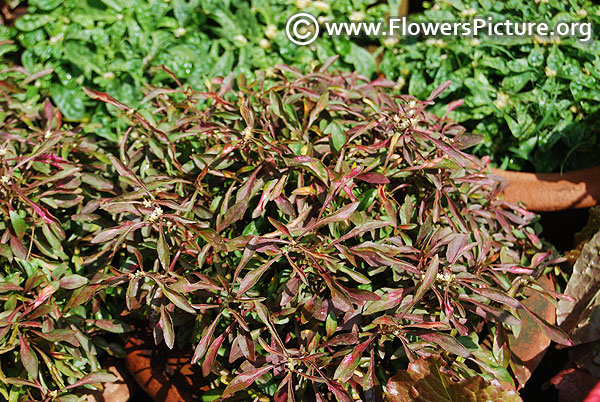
(75, 60), (572, 400)
(0, 79), (128, 401)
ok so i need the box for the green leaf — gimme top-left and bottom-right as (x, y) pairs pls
(344, 43), (376, 78)
(221, 365), (274, 398)
(333, 338), (371, 382)
(61, 371), (117, 391)
(284, 155), (329, 185)
(157, 228), (170, 271)
(9, 211), (26, 239)
(325, 121), (346, 152)
(14, 15), (54, 32)
(49, 85), (85, 121)
(156, 281), (196, 314)
(18, 333), (38, 380)
(59, 274), (88, 290)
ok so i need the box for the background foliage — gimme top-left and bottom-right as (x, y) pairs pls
(2, 0), (599, 171)
(380, 0), (600, 172)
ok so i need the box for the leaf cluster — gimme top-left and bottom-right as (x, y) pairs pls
(380, 0), (600, 172)
(70, 63), (569, 399)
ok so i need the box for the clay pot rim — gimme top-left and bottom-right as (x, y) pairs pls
(491, 165), (600, 212)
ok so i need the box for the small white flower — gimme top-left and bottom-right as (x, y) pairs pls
(35, 81), (41, 87)
(265, 24), (277, 39)
(44, 130), (52, 139)
(436, 271), (456, 283)
(408, 100), (417, 109)
(0, 175), (10, 184)
(493, 91), (509, 109)
(545, 66), (557, 77)
(394, 77), (406, 92)
(349, 11), (365, 22)
(143, 199), (153, 208)
(313, 1), (330, 12)
(317, 16), (331, 24)
(440, 53), (448, 60)
(460, 8), (477, 17)
(296, 0), (310, 9)
(148, 206), (163, 223)
(470, 38), (481, 46)
(103, 71), (115, 79)
(426, 38), (445, 47)
(49, 33), (64, 45)
(383, 36), (398, 47)
(534, 35), (549, 45)
(116, 14), (123, 20)
(234, 34), (248, 46)
(174, 27), (186, 37)
(432, 4), (441, 11)
(399, 119), (413, 130)
(570, 105), (579, 113)
(242, 126), (253, 139)
(577, 9), (588, 18)
(259, 38), (270, 49)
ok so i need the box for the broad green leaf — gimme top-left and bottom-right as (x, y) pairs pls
(9, 211), (26, 239)
(49, 85), (85, 121)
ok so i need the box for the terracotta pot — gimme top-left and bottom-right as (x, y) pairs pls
(492, 166), (600, 212)
(124, 327), (210, 401)
(84, 358), (140, 402)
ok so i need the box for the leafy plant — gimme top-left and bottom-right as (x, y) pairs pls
(380, 0), (600, 172)
(77, 62), (569, 399)
(0, 80), (123, 401)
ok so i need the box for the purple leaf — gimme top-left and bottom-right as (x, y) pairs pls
(202, 332), (226, 376)
(160, 305), (175, 349)
(333, 338), (372, 382)
(192, 313), (222, 364)
(221, 365), (275, 398)
(18, 332), (38, 379)
(237, 255), (281, 295)
(60, 371), (117, 391)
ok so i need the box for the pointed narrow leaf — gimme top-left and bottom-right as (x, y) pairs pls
(19, 332), (38, 379)
(221, 365), (274, 398)
(192, 313), (222, 364)
(160, 305), (175, 349)
(237, 255), (281, 295)
(10, 211), (26, 239)
(60, 371), (117, 391)
(333, 338), (372, 382)
(157, 228), (170, 270)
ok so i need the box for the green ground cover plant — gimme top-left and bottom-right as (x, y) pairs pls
(0, 61), (571, 400)
(380, 0), (600, 172)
